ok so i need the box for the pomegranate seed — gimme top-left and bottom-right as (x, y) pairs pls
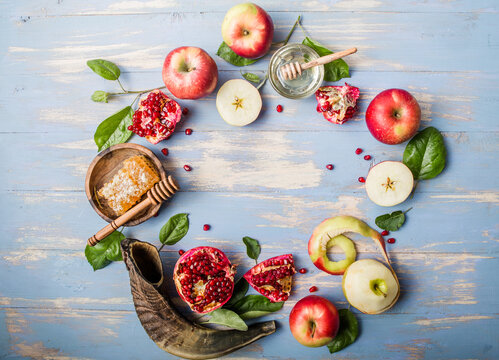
(203, 224), (211, 231)
(299, 268), (307, 274)
(127, 125), (133, 131)
(387, 238), (396, 244)
(178, 249), (185, 255)
(364, 155), (372, 160)
(161, 148), (168, 156)
(355, 148), (363, 155)
(276, 105), (283, 113)
(184, 165), (192, 171)
(316, 104), (322, 112)
(185, 128), (193, 135)
(326, 164), (334, 170)
(381, 230), (389, 236)
(309, 286), (318, 293)
(358, 177), (365, 183)
(182, 107), (189, 115)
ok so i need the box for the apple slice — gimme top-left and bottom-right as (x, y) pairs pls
(365, 161), (414, 207)
(342, 259), (400, 314)
(216, 79), (262, 126)
(309, 234), (356, 275)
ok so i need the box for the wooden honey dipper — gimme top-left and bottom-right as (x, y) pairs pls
(280, 47), (357, 81)
(88, 176), (179, 246)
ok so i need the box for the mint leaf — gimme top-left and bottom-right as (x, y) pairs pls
(375, 209), (411, 231)
(94, 106), (133, 151)
(91, 90), (109, 103)
(87, 59), (121, 80)
(241, 72), (260, 83)
(216, 42), (259, 66)
(242, 236), (260, 262)
(159, 213), (189, 246)
(85, 231), (125, 271)
(403, 127), (446, 180)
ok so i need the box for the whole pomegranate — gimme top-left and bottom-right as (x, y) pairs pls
(128, 90), (182, 144)
(243, 254), (296, 302)
(173, 246), (236, 313)
(315, 83), (360, 124)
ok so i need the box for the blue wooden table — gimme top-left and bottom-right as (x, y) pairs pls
(1, 1), (498, 359)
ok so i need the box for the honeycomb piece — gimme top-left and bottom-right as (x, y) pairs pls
(98, 156), (160, 215)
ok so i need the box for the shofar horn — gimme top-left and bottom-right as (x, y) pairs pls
(121, 238), (276, 360)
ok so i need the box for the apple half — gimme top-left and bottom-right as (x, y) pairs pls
(308, 215), (390, 274)
(216, 79), (262, 126)
(342, 259), (400, 314)
(365, 161), (414, 207)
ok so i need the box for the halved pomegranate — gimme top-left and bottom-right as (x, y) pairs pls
(315, 83), (360, 124)
(128, 90), (182, 144)
(243, 254), (296, 303)
(173, 246), (236, 314)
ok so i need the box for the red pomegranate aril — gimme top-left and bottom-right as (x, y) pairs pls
(358, 177), (366, 183)
(276, 104), (283, 113)
(364, 155), (372, 160)
(203, 224), (211, 231)
(182, 107), (189, 115)
(127, 125), (133, 131)
(185, 128), (193, 135)
(387, 238), (396, 244)
(381, 230), (389, 236)
(184, 165), (192, 171)
(309, 286), (318, 293)
(326, 164), (334, 170)
(178, 249), (185, 255)
(299, 268), (307, 274)
(355, 148), (363, 155)
(316, 104), (322, 113)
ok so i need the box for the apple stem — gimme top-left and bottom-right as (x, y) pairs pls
(256, 75), (268, 91)
(403, 207), (413, 214)
(158, 244), (165, 252)
(116, 78), (126, 93)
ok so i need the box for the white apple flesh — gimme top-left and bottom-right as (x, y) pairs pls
(216, 79), (262, 126)
(342, 259), (400, 314)
(365, 161), (414, 207)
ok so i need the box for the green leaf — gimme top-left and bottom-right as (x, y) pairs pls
(85, 231), (125, 271)
(94, 106), (133, 151)
(231, 295), (284, 320)
(375, 209), (411, 231)
(91, 90), (109, 103)
(159, 213), (189, 246)
(216, 42), (259, 67)
(203, 308), (248, 331)
(403, 127), (446, 180)
(302, 37), (350, 82)
(242, 236), (260, 262)
(87, 59), (121, 80)
(327, 309), (359, 354)
(241, 72), (261, 83)
(224, 278), (249, 309)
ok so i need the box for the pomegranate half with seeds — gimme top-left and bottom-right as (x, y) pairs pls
(315, 83), (360, 125)
(173, 246), (236, 314)
(243, 254), (296, 303)
(128, 90), (182, 144)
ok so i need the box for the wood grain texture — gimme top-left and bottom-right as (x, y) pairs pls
(0, 0), (498, 359)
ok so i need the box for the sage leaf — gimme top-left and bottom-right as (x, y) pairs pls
(203, 308), (248, 331)
(224, 278), (249, 309)
(241, 72), (260, 83)
(216, 42), (259, 66)
(91, 90), (109, 103)
(85, 231), (125, 271)
(231, 295), (284, 320)
(87, 59), (121, 80)
(403, 127), (446, 180)
(159, 213), (189, 246)
(302, 37), (350, 82)
(94, 106), (133, 151)
(376, 208), (412, 231)
(327, 309), (359, 354)
(242, 236), (261, 262)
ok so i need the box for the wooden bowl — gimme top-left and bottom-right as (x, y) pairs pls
(85, 143), (166, 226)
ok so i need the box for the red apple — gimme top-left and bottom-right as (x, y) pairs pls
(162, 46), (218, 100)
(365, 88), (421, 145)
(221, 3), (274, 59)
(289, 295), (340, 347)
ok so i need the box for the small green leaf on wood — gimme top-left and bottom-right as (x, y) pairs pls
(159, 213), (189, 246)
(302, 37), (350, 82)
(94, 106), (133, 151)
(375, 208), (412, 231)
(85, 231), (125, 271)
(202, 308), (248, 331)
(87, 59), (121, 80)
(216, 42), (259, 67)
(241, 72), (261, 83)
(231, 294), (284, 320)
(327, 309), (359, 354)
(91, 90), (109, 103)
(242, 236), (261, 262)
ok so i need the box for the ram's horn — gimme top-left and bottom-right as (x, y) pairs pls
(121, 238), (276, 360)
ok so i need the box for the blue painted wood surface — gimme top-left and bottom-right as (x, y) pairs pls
(1, 0), (498, 359)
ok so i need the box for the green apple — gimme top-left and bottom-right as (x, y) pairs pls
(342, 259), (400, 314)
(308, 215), (389, 275)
